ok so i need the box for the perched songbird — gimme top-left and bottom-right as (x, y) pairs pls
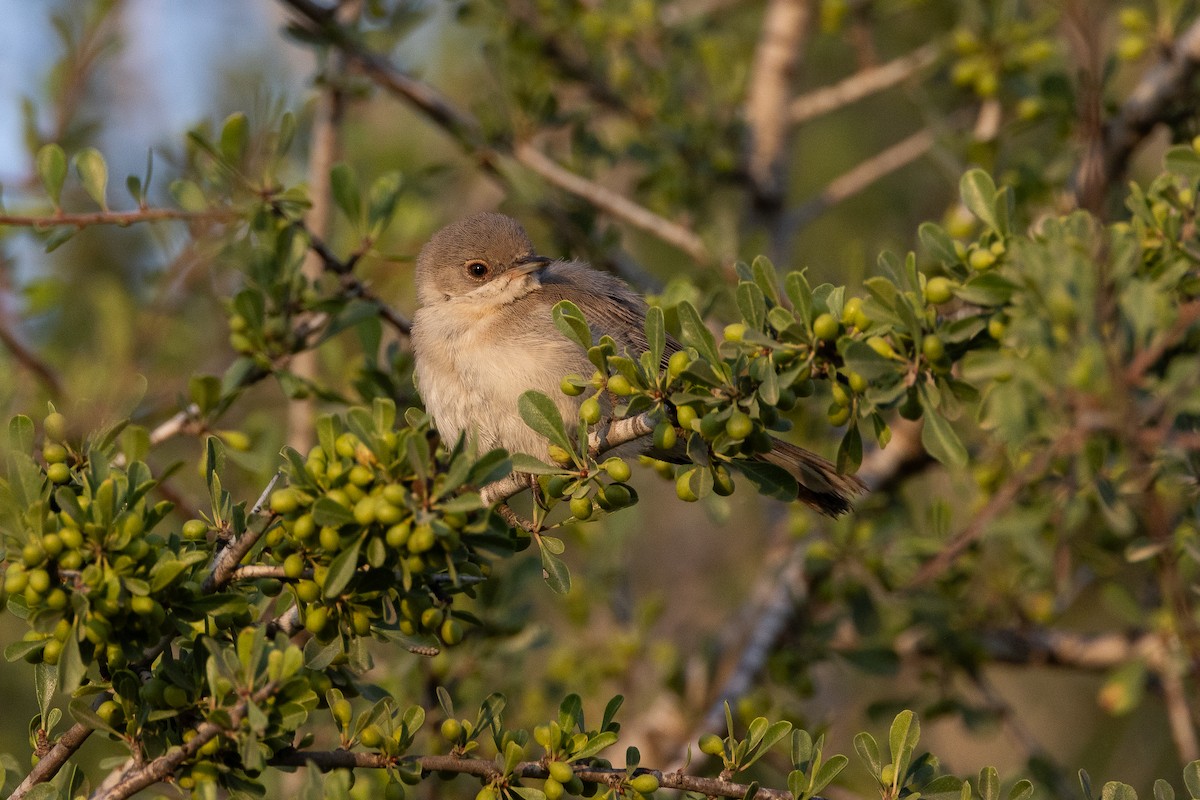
(410, 212), (865, 516)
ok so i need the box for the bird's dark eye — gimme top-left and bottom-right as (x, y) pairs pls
(465, 260), (490, 279)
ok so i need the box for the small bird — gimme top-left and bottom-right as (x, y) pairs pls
(410, 212), (865, 516)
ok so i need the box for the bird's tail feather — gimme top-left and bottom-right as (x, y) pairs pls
(759, 440), (867, 517)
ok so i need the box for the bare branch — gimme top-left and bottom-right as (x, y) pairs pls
(267, 751), (801, 800)
(511, 144), (712, 264)
(788, 43), (940, 125)
(9, 723), (94, 800)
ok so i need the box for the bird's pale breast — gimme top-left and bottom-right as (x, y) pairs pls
(411, 287), (592, 458)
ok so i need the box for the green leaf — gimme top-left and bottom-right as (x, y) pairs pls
(570, 731), (618, 760)
(737, 282), (768, 331)
(918, 222), (958, 264)
(676, 300), (720, 364)
(1154, 781), (1176, 800)
(887, 710), (919, 768)
(601, 695), (624, 731)
(1101, 783), (1138, 800)
(813, 754), (849, 794)
(785, 271), (814, 325)
(35, 663), (57, 720)
(955, 273), (1016, 307)
(645, 305), (665, 367)
(366, 171), (404, 235)
(923, 776), (965, 800)
(979, 766), (1000, 800)
(330, 163), (362, 226)
(468, 449), (512, 485)
(730, 459), (797, 501)
(323, 534), (363, 598)
(518, 391), (573, 453)
(312, 496), (355, 527)
(1184, 760), (1200, 800)
(960, 169), (998, 233)
(540, 546), (571, 594)
(920, 390), (967, 468)
(57, 622), (85, 694)
(1165, 145), (1200, 183)
(552, 300), (593, 351)
(743, 720), (792, 768)
(837, 423), (862, 473)
(73, 147), (108, 210)
(853, 732), (881, 776)
(750, 255), (781, 305)
(219, 112), (249, 163)
(1009, 780), (1035, 800)
(36, 143), (67, 207)
(69, 698), (122, 738)
(510, 453), (568, 475)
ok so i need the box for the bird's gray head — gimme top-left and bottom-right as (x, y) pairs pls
(415, 213), (551, 307)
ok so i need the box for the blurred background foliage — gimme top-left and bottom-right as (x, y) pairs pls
(1, 0), (1200, 798)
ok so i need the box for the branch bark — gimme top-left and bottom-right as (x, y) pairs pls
(788, 43), (940, 125)
(90, 683), (278, 800)
(9, 723), (95, 800)
(744, 0), (812, 210)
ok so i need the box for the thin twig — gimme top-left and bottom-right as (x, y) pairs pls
(782, 126), (937, 232)
(512, 143), (712, 264)
(0, 317), (64, 399)
(0, 207), (237, 229)
(788, 43), (940, 125)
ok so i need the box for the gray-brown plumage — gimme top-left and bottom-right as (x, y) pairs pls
(410, 212), (865, 516)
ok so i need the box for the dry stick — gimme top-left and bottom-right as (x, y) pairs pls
(267, 751), (799, 800)
(90, 682), (278, 800)
(277, 0), (713, 266)
(783, 126), (937, 232)
(788, 43), (941, 125)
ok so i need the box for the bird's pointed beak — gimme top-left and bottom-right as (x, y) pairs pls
(509, 254), (552, 276)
